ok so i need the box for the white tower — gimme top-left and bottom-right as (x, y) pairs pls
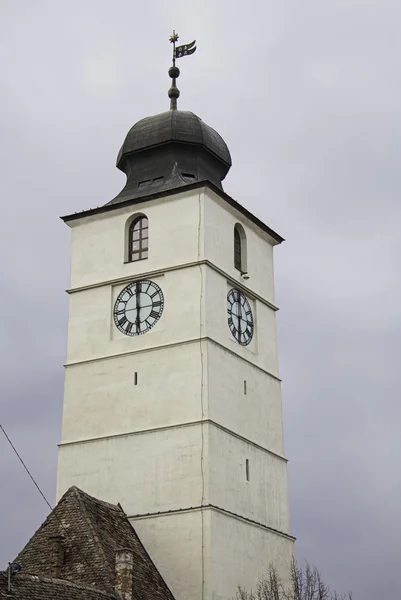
(57, 64), (294, 600)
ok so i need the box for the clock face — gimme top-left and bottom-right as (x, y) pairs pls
(114, 280), (164, 336)
(227, 288), (254, 346)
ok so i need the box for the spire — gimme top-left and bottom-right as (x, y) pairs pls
(168, 31), (197, 110)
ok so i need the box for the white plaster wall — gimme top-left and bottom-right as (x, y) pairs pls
(61, 341), (204, 442)
(57, 423), (206, 512)
(68, 186), (279, 303)
(58, 183), (293, 600)
(207, 424), (290, 533)
(204, 266), (279, 376)
(68, 188), (203, 290)
(208, 509), (294, 600)
(132, 507), (293, 600)
(66, 266), (203, 364)
(206, 341), (285, 455)
(132, 512), (203, 600)
(203, 188), (277, 304)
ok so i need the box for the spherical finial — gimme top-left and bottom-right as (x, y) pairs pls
(168, 65), (180, 110)
(168, 85), (180, 100)
(168, 65), (180, 80)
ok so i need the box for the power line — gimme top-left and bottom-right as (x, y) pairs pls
(0, 422), (53, 512)
(0, 421), (113, 584)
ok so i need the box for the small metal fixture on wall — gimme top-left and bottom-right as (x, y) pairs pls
(7, 562), (22, 593)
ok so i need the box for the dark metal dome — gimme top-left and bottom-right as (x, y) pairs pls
(117, 110), (231, 168)
(108, 110), (231, 205)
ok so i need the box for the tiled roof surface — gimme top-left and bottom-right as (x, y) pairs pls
(0, 572), (116, 600)
(2, 486), (175, 600)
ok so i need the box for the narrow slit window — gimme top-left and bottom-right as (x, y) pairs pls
(134, 372), (138, 386)
(246, 459), (250, 482)
(244, 380), (247, 395)
(234, 227), (242, 271)
(234, 224), (247, 273)
(129, 216), (149, 262)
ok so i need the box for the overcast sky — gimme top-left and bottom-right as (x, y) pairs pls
(1, 1), (400, 598)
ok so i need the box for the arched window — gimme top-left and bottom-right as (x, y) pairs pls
(234, 224), (247, 273)
(128, 216), (148, 262)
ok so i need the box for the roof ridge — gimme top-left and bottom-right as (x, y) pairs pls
(13, 487), (77, 563)
(71, 486), (122, 512)
(72, 488), (115, 587)
(170, 109), (176, 141)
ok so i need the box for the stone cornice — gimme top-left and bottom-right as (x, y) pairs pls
(66, 259), (278, 312)
(64, 335), (281, 382)
(128, 503), (295, 542)
(61, 180), (284, 245)
(58, 418), (287, 463)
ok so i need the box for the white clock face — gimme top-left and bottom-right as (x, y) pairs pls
(227, 288), (254, 346)
(114, 280), (164, 336)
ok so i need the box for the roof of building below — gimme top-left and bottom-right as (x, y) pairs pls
(0, 572), (116, 600)
(0, 486), (175, 600)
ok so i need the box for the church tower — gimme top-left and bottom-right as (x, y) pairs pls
(57, 35), (294, 600)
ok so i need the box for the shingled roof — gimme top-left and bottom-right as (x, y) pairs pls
(0, 572), (115, 600)
(0, 486), (176, 600)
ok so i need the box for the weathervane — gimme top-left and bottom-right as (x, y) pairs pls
(168, 31), (197, 110)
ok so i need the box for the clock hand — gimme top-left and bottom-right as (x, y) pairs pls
(135, 282), (140, 333)
(237, 301), (241, 342)
(125, 301), (152, 313)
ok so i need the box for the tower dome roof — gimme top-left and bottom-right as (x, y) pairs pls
(117, 110), (231, 168)
(108, 110), (232, 205)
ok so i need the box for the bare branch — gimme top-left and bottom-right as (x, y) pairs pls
(233, 560), (354, 600)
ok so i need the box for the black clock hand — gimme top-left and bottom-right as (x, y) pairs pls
(237, 301), (241, 342)
(135, 282), (140, 333)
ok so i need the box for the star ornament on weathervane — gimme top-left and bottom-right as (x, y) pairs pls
(169, 30), (197, 65)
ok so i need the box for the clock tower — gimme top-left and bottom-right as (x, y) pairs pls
(57, 49), (294, 600)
